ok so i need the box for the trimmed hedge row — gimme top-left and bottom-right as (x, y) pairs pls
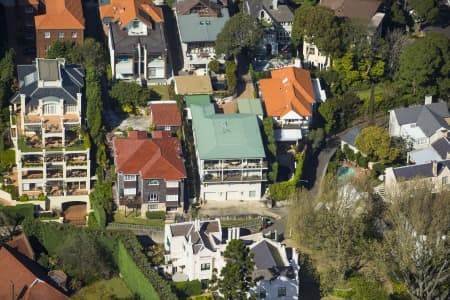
(172, 280), (202, 299)
(22, 220), (177, 300)
(0, 203), (34, 221)
(145, 210), (166, 220)
(269, 151), (305, 201)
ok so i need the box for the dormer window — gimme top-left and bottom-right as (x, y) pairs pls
(133, 20), (140, 28)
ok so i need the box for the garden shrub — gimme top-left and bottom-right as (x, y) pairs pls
(145, 210), (166, 220)
(172, 280), (202, 299)
(0, 204), (34, 221)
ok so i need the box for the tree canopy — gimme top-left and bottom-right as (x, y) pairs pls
(216, 239), (255, 299)
(292, 5), (342, 57)
(215, 13), (263, 57)
(109, 81), (153, 113)
(383, 184), (450, 300)
(410, 0), (439, 24)
(355, 126), (398, 162)
(396, 33), (450, 101)
(46, 38), (106, 69)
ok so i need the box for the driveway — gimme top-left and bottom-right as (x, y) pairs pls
(199, 200), (287, 220)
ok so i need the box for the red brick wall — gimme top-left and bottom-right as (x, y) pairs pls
(35, 28), (84, 58)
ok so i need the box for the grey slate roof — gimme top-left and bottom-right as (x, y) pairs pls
(392, 103), (450, 137)
(393, 159), (450, 180)
(12, 60), (84, 106)
(244, 0), (294, 23)
(342, 127), (361, 146)
(250, 240), (286, 270)
(169, 220), (221, 253)
(431, 137), (450, 160)
(110, 22), (166, 55)
(177, 8), (229, 43)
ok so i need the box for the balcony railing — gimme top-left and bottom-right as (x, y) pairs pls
(204, 161), (267, 170)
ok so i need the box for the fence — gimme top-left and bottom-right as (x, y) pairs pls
(106, 222), (164, 232)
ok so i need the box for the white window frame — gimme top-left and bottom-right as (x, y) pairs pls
(200, 263), (210, 271)
(166, 195), (178, 202)
(148, 193), (158, 202)
(44, 32), (51, 39)
(59, 32), (64, 39)
(124, 188), (136, 195)
(124, 175), (136, 181)
(71, 32), (77, 38)
(148, 179), (159, 185)
(148, 203), (159, 210)
(166, 181), (179, 188)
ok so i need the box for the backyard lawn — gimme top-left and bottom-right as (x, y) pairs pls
(72, 277), (133, 300)
(150, 85), (170, 100)
(354, 85), (384, 101)
(113, 210), (165, 227)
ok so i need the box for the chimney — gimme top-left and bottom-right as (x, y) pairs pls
(10, 281), (14, 300)
(432, 160), (438, 177)
(272, 0), (278, 10)
(274, 229), (277, 241)
(294, 58), (302, 68)
(424, 95), (432, 105)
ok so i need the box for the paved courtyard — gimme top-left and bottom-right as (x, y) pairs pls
(198, 200), (288, 220)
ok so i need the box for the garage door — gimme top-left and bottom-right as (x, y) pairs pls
(204, 192), (218, 201)
(226, 191), (240, 200)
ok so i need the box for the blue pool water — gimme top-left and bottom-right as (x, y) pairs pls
(337, 167), (356, 183)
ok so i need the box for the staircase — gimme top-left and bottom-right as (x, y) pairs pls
(373, 184), (385, 201)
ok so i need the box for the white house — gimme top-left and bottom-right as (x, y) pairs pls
(190, 104), (267, 201)
(248, 238), (299, 300)
(389, 101), (450, 150)
(244, 0), (294, 47)
(173, 0), (229, 72)
(99, 0), (168, 84)
(259, 66), (321, 142)
(164, 219), (234, 282)
(302, 41), (331, 70)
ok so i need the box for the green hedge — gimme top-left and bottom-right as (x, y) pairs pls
(145, 210), (166, 220)
(92, 201), (107, 228)
(0, 204), (34, 221)
(117, 241), (159, 300)
(22, 219), (176, 300)
(172, 280), (202, 299)
(269, 151), (305, 201)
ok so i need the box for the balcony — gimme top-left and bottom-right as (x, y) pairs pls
(47, 170), (63, 179)
(203, 160), (267, 170)
(18, 136), (43, 153)
(22, 171), (43, 179)
(22, 157), (44, 168)
(67, 170), (87, 179)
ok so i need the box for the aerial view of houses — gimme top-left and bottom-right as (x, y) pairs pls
(0, 0), (449, 299)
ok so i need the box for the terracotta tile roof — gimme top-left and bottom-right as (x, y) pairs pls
(6, 234), (35, 260)
(113, 131), (186, 180)
(260, 66), (316, 118)
(0, 246), (69, 300)
(35, 0), (85, 29)
(99, 0), (163, 29)
(150, 102), (182, 127)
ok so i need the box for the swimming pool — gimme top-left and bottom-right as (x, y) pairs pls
(337, 166), (356, 183)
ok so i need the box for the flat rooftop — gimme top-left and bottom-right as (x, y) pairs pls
(37, 59), (60, 81)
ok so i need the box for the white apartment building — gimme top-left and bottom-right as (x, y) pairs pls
(9, 58), (90, 204)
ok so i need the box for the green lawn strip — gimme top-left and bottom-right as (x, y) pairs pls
(354, 85), (384, 101)
(113, 211), (165, 227)
(150, 85), (170, 100)
(221, 218), (260, 228)
(72, 277), (133, 300)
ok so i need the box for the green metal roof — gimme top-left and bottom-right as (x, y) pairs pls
(177, 8), (229, 43)
(185, 95), (212, 107)
(237, 98), (263, 115)
(191, 104), (266, 160)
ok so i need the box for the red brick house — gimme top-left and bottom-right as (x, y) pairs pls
(113, 131), (186, 214)
(34, 0), (85, 58)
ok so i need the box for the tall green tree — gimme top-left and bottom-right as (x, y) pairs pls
(292, 5), (342, 59)
(46, 40), (77, 62)
(409, 0), (439, 25)
(396, 33), (450, 100)
(215, 13), (263, 57)
(109, 81), (152, 113)
(217, 239), (255, 299)
(355, 126), (398, 162)
(85, 66), (102, 140)
(382, 185), (450, 300)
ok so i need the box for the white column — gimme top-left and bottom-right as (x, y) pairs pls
(144, 46), (148, 79)
(137, 43), (142, 78)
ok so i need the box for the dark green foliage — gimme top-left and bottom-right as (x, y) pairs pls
(225, 60), (237, 93)
(355, 152), (369, 168)
(410, 0), (439, 24)
(343, 144), (355, 161)
(145, 211), (166, 220)
(307, 128), (325, 150)
(344, 275), (389, 300)
(0, 149), (15, 169)
(269, 151), (305, 200)
(85, 66), (102, 140)
(215, 13), (263, 56)
(216, 239), (255, 299)
(109, 81), (152, 113)
(208, 60), (220, 73)
(87, 212), (99, 228)
(396, 33), (450, 101)
(0, 49), (15, 146)
(372, 163), (386, 178)
(318, 93), (362, 134)
(292, 5), (342, 57)
(55, 232), (113, 284)
(22, 220), (176, 299)
(0, 204), (34, 221)
(172, 280), (202, 299)
(261, 117), (278, 182)
(0, 185), (18, 200)
(89, 180), (113, 227)
(46, 40), (77, 61)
